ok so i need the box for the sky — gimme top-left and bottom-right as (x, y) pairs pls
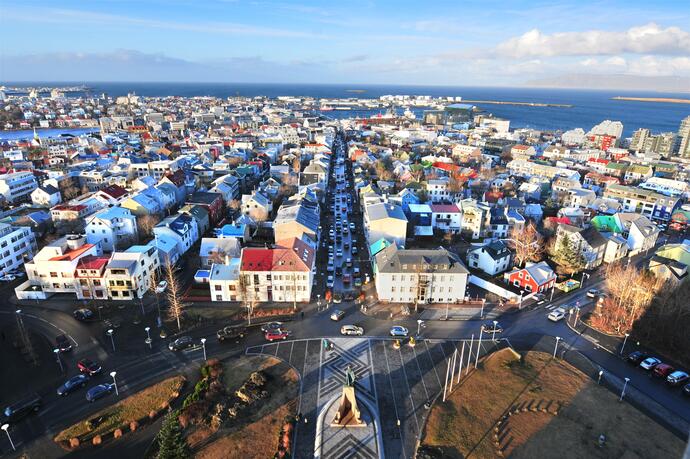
(1, 0), (689, 87)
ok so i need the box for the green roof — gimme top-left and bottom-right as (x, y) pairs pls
(591, 215), (621, 233)
(655, 244), (690, 266)
(606, 162), (628, 170)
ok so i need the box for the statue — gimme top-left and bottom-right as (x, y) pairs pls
(332, 365), (365, 427)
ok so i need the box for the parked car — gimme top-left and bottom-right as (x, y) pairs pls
(260, 322), (283, 333)
(86, 383), (114, 402)
(666, 371), (689, 387)
(683, 383), (690, 397)
(333, 293), (343, 304)
(216, 326), (246, 343)
(340, 325), (364, 336)
(352, 246), (358, 256)
(481, 322), (503, 334)
(168, 336), (195, 351)
(265, 330), (290, 342)
(77, 358), (102, 376)
(73, 308), (95, 321)
(2, 394), (41, 422)
(586, 288), (599, 298)
(327, 276), (334, 288)
(652, 363), (675, 379)
(626, 351), (648, 365)
(0, 274), (16, 282)
(155, 280), (168, 293)
(639, 357), (662, 370)
(57, 374), (90, 396)
(55, 334), (73, 353)
(389, 326), (409, 337)
(330, 309), (345, 321)
(548, 307), (566, 322)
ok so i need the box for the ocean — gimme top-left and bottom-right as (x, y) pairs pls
(2, 82), (689, 140)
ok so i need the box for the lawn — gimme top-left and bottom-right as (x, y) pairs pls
(194, 356), (299, 459)
(55, 375), (185, 443)
(420, 349), (685, 459)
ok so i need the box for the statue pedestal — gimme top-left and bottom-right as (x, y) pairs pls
(331, 385), (366, 427)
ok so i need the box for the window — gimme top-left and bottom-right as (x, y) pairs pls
(214, 285), (222, 291)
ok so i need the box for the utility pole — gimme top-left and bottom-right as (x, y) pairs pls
(15, 310), (38, 367)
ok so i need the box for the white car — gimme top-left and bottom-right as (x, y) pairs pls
(327, 276), (335, 288)
(330, 309), (345, 321)
(340, 325), (364, 336)
(639, 357), (662, 370)
(586, 289), (599, 298)
(389, 326), (409, 337)
(0, 274), (16, 282)
(548, 307), (566, 322)
(155, 280), (168, 293)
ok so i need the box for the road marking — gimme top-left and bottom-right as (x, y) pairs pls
(288, 341), (294, 365)
(0, 310), (79, 347)
(275, 342), (280, 356)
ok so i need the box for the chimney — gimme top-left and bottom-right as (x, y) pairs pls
(225, 254), (230, 265)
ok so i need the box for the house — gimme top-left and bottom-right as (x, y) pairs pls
(467, 240), (512, 276)
(30, 185), (61, 208)
(488, 207), (509, 239)
(85, 207), (138, 252)
(430, 204), (462, 234)
(151, 233), (180, 266)
(426, 178), (452, 203)
(215, 222), (251, 243)
(624, 164), (653, 183)
(406, 204), (433, 237)
(604, 234), (629, 264)
(555, 224), (607, 269)
(210, 174), (240, 203)
(209, 258), (242, 302)
(615, 213), (660, 255)
(648, 243), (690, 287)
(75, 255), (111, 300)
(604, 184), (680, 222)
(239, 237), (315, 303)
(199, 237), (241, 269)
(373, 245), (469, 304)
(93, 184), (128, 207)
(241, 191), (272, 222)
(0, 171), (38, 203)
(389, 188), (420, 213)
(153, 213), (200, 259)
(104, 245), (159, 300)
(179, 204), (210, 236)
(273, 196), (320, 244)
(503, 261), (556, 293)
(0, 223), (37, 275)
(51, 204), (90, 223)
(364, 202), (408, 248)
(121, 192), (163, 217)
(459, 199), (490, 240)
(301, 160), (328, 185)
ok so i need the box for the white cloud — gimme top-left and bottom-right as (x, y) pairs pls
(604, 56), (627, 66)
(495, 23), (690, 58)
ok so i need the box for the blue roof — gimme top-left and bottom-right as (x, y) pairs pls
(218, 223), (246, 237)
(446, 103), (474, 110)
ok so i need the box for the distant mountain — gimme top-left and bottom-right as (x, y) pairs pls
(524, 74), (690, 93)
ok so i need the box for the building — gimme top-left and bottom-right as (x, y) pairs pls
(604, 184), (680, 222)
(556, 224), (607, 269)
(676, 115), (690, 158)
(503, 261), (556, 293)
(208, 258), (242, 302)
(0, 172), (38, 204)
(374, 245), (469, 304)
(30, 185), (61, 208)
(241, 191), (272, 222)
(104, 245), (159, 300)
(430, 204), (462, 234)
(153, 214), (199, 261)
(239, 238), (315, 303)
(75, 255), (111, 300)
(186, 192), (225, 227)
(615, 213), (660, 255)
(364, 202), (408, 248)
(467, 241), (512, 276)
(0, 223), (37, 276)
(85, 207), (138, 252)
(273, 196), (320, 244)
(199, 237), (241, 269)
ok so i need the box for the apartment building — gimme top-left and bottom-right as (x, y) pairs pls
(604, 184), (680, 222)
(85, 207), (139, 252)
(104, 245), (159, 300)
(75, 255), (111, 300)
(0, 223), (37, 275)
(0, 171), (38, 204)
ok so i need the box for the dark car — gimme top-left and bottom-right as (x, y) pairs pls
(217, 326), (246, 343)
(626, 351), (648, 365)
(168, 336), (195, 351)
(57, 374), (90, 396)
(481, 322), (503, 334)
(2, 394), (41, 422)
(77, 358), (102, 376)
(683, 383), (690, 397)
(73, 308), (95, 321)
(55, 334), (73, 353)
(86, 384), (114, 402)
(260, 322), (284, 333)
(652, 363), (675, 379)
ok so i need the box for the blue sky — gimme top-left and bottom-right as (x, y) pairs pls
(1, 0), (689, 85)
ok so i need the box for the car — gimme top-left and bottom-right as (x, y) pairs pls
(260, 322), (284, 333)
(481, 322), (503, 334)
(265, 330), (290, 341)
(327, 276), (334, 288)
(343, 274), (351, 284)
(350, 222), (355, 230)
(217, 326), (246, 343)
(86, 383), (115, 402)
(683, 383), (690, 397)
(335, 267), (343, 277)
(0, 274), (16, 282)
(639, 357), (662, 370)
(155, 280), (168, 293)
(103, 317), (122, 329)
(352, 246), (358, 255)
(330, 309), (346, 321)
(652, 363), (675, 379)
(344, 241), (350, 250)
(389, 326), (409, 337)
(340, 325), (364, 336)
(168, 336), (195, 351)
(77, 358), (102, 376)
(345, 258), (352, 268)
(333, 292), (343, 303)
(548, 307), (567, 322)
(336, 249), (343, 258)
(2, 394), (41, 422)
(626, 351), (648, 365)
(57, 374), (90, 396)
(586, 288), (599, 298)
(73, 308), (95, 321)
(354, 277), (362, 287)
(666, 370), (689, 386)
(55, 334), (73, 353)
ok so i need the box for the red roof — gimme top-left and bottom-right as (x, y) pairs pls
(430, 204), (460, 213)
(432, 162), (460, 173)
(50, 243), (95, 261)
(99, 184), (127, 199)
(588, 158), (609, 165)
(241, 238), (314, 272)
(76, 255), (111, 272)
(546, 216), (572, 225)
(52, 204), (87, 212)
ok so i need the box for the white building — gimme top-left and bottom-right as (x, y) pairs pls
(208, 258), (242, 302)
(30, 185), (61, 208)
(364, 202), (408, 248)
(0, 171), (38, 204)
(0, 223), (37, 275)
(104, 245), (159, 300)
(466, 241), (512, 276)
(85, 207), (139, 253)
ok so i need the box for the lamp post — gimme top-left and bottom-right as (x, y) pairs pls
(53, 348), (64, 374)
(145, 326), (152, 349)
(553, 336), (561, 358)
(417, 319), (423, 336)
(580, 272), (589, 288)
(317, 294), (321, 310)
(200, 338), (207, 361)
(480, 298), (485, 319)
(492, 320), (499, 341)
(620, 333), (630, 356)
(598, 370), (604, 384)
(106, 329), (115, 352)
(475, 328), (483, 369)
(1, 423), (15, 451)
(619, 377), (630, 401)
(110, 371), (119, 396)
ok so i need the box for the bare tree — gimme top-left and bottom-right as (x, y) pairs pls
(148, 267), (162, 321)
(165, 262), (186, 332)
(227, 199), (242, 211)
(139, 214), (161, 241)
(508, 222), (544, 267)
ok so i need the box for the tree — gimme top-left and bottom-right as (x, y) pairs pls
(165, 262), (186, 332)
(550, 233), (585, 276)
(139, 214), (162, 241)
(508, 222), (544, 267)
(156, 410), (188, 459)
(148, 267), (162, 321)
(227, 199), (241, 211)
(447, 171), (466, 194)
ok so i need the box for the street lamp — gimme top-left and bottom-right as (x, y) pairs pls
(619, 377), (630, 401)
(317, 294), (321, 310)
(106, 328), (115, 352)
(475, 327), (483, 369)
(53, 348), (64, 373)
(1, 423), (15, 451)
(480, 298), (485, 319)
(620, 333), (630, 356)
(110, 371), (119, 396)
(145, 326), (152, 349)
(598, 370), (604, 384)
(417, 320), (423, 336)
(580, 272), (590, 288)
(553, 336), (562, 358)
(200, 338), (207, 361)
(492, 320), (499, 341)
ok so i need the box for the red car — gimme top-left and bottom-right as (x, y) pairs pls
(652, 363), (675, 379)
(265, 330), (290, 342)
(77, 358), (102, 376)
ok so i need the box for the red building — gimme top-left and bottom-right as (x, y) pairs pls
(503, 261), (557, 293)
(186, 192), (225, 227)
